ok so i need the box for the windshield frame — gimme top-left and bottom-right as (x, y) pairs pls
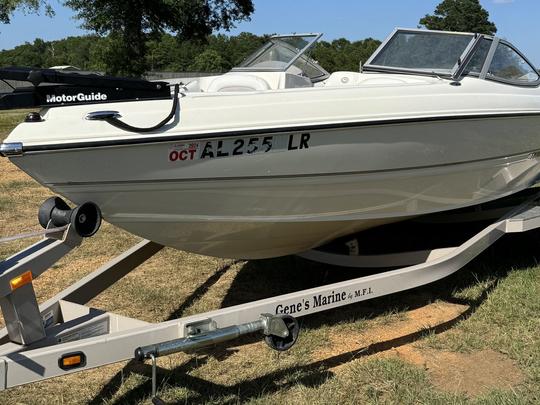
(230, 33), (330, 81)
(363, 28), (480, 78)
(482, 38), (540, 87)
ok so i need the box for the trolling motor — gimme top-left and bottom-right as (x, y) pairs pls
(38, 197), (102, 238)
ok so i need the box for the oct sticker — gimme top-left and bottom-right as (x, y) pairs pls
(169, 142), (199, 162)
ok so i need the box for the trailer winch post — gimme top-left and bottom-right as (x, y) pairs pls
(0, 225), (82, 344)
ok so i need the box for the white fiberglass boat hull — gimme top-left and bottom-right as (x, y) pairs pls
(7, 112), (540, 258)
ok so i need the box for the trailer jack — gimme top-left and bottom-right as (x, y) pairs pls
(136, 313), (299, 404)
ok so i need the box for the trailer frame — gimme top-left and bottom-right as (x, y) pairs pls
(1, 192), (540, 393)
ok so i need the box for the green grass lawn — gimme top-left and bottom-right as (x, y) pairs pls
(0, 111), (539, 404)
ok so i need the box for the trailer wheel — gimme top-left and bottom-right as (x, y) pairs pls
(264, 314), (299, 351)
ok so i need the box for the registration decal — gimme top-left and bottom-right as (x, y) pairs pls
(168, 133), (310, 162)
(169, 142), (199, 162)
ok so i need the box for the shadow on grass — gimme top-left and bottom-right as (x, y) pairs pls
(90, 229), (540, 405)
(165, 260), (241, 321)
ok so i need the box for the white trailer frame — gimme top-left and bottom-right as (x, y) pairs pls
(0, 192), (539, 394)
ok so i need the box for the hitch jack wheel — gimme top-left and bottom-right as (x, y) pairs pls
(264, 314), (299, 351)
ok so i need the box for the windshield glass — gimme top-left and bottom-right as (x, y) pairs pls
(488, 42), (539, 83)
(367, 30), (474, 74)
(463, 38), (492, 74)
(233, 35), (329, 81)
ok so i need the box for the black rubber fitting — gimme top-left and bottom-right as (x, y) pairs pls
(25, 112), (43, 122)
(38, 197), (102, 237)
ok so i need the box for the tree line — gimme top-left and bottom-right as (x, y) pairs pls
(0, 32), (381, 74)
(0, 0), (497, 76)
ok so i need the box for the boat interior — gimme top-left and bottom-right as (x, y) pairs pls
(179, 28), (540, 93)
(0, 28), (538, 111)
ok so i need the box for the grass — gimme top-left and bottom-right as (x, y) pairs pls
(0, 109), (30, 137)
(0, 111), (539, 404)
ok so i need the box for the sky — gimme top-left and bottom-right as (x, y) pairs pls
(0, 0), (538, 66)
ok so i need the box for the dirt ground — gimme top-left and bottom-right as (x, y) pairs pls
(312, 300), (524, 397)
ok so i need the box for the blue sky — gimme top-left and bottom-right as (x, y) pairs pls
(0, 0), (538, 66)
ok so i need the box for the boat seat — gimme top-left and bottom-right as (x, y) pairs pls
(206, 74), (271, 92)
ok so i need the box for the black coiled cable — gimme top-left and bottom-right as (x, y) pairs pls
(104, 84), (180, 133)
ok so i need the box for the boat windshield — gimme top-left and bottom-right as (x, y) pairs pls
(231, 34), (330, 82)
(365, 29), (476, 76)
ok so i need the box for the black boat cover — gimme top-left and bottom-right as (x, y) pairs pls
(0, 67), (172, 110)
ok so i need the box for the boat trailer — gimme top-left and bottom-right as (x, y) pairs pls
(1, 193), (540, 401)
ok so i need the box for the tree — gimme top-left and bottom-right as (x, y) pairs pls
(64, 0), (254, 77)
(0, 32), (383, 74)
(189, 49), (224, 72)
(0, 0), (53, 24)
(312, 38), (381, 73)
(209, 32), (268, 70)
(419, 0), (497, 35)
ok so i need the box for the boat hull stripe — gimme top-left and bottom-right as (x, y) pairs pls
(19, 111), (540, 153)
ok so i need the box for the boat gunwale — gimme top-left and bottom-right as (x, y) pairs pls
(9, 111), (540, 154)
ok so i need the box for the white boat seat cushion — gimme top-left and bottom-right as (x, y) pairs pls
(207, 74), (271, 92)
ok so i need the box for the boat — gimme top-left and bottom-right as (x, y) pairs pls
(1, 28), (540, 259)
